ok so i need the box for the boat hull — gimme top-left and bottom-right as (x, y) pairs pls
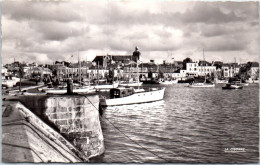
(100, 88), (165, 106)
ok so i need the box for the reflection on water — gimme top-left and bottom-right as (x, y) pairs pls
(94, 84), (259, 163)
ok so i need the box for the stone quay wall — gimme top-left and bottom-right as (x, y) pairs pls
(44, 95), (105, 158)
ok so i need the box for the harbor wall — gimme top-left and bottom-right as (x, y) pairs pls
(5, 95), (105, 160)
(44, 96), (105, 158)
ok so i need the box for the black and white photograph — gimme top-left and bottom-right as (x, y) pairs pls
(1, 0), (259, 163)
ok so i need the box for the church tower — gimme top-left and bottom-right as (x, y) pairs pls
(132, 46), (141, 62)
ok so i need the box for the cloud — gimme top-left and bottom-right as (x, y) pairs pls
(2, 1), (83, 22)
(1, 1), (259, 64)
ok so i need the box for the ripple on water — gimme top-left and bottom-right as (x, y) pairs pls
(96, 85), (259, 163)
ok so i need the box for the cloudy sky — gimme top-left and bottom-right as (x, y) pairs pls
(1, 0), (259, 64)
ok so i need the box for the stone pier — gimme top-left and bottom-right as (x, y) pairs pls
(44, 96), (105, 158)
(3, 94), (105, 162)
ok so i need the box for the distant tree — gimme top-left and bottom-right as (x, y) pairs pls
(213, 63), (222, 70)
(18, 65), (25, 92)
(182, 58), (193, 70)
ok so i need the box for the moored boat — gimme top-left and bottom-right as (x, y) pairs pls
(222, 83), (243, 89)
(45, 86), (95, 94)
(119, 81), (143, 87)
(215, 79), (228, 84)
(188, 82), (215, 88)
(92, 81), (119, 91)
(99, 87), (165, 106)
(159, 79), (178, 85)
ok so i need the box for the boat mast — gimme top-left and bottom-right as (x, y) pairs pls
(78, 51), (81, 86)
(203, 48), (206, 83)
(137, 60), (139, 89)
(97, 61), (99, 85)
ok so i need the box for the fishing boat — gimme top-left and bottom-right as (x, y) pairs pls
(99, 87), (165, 106)
(222, 83), (243, 89)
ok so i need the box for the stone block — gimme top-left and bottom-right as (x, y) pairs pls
(77, 98), (84, 105)
(46, 107), (56, 113)
(48, 113), (58, 120)
(74, 106), (81, 112)
(60, 127), (70, 133)
(57, 107), (67, 113)
(57, 97), (68, 107)
(68, 107), (73, 112)
(57, 113), (72, 120)
(56, 120), (67, 125)
(75, 112), (83, 118)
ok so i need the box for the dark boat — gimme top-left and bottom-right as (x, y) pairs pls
(222, 83), (243, 90)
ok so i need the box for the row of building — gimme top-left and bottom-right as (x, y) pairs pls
(2, 47), (259, 81)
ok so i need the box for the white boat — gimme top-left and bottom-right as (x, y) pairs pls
(45, 86), (95, 94)
(23, 92), (47, 96)
(119, 81), (143, 87)
(2, 77), (20, 88)
(188, 82), (215, 88)
(246, 78), (259, 84)
(215, 79), (228, 84)
(93, 82), (119, 90)
(159, 79), (178, 85)
(100, 87), (166, 106)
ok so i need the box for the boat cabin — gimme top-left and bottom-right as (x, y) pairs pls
(110, 88), (135, 98)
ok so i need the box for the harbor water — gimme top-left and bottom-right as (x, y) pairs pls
(94, 84), (259, 163)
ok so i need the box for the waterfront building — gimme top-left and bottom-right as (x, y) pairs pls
(2, 66), (8, 78)
(185, 61), (216, 77)
(88, 65), (109, 80)
(197, 65), (216, 77)
(25, 67), (52, 79)
(249, 62), (259, 80)
(172, 69), (187, 80)
(222, 63), (238, 78)
(186, 62), (199, 77)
